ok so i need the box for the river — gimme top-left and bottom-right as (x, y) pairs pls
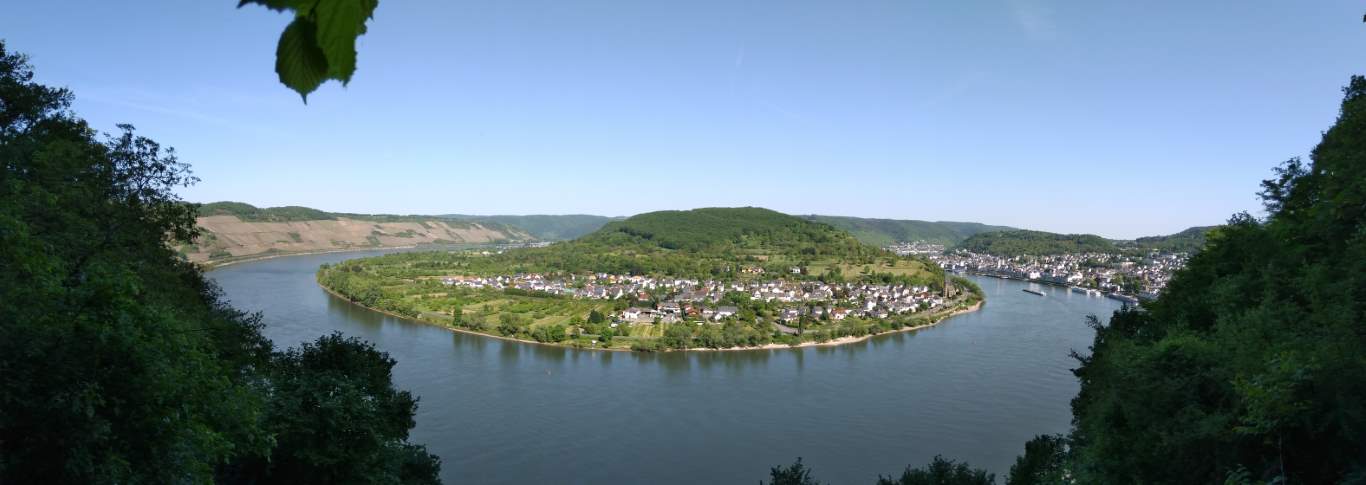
(209, 249), (1120, 484)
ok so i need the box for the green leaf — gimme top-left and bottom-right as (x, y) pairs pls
(315, 0), (378, 85)
(275, 18), (330, 102)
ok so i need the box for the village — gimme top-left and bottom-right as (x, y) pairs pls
(440, 273), (949, 326)
(925, 248), (1189, 302)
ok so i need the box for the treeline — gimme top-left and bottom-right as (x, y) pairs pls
(199, 201), (337, 221)
(589, 207), (880, 258)
(956, 230), (1117, 256)
(0, 43), (440, 483)
(761, 456), (996, 485)
(1121, 225), (1216, 253)
(1053, 78), (1366, 483)
(956, 226), (1220, 257)
(804, 215), (1016, 246)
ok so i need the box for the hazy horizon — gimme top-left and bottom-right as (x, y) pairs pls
(192, 199), (1213, 240)
(6, 1), (1361, 239)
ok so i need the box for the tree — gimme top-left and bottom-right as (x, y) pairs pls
(588, 308), (606, 324)
(1007, 435), (1069, 485)
(0, 41), (440, 483)
(0, 42), (270, 483)
(1065, 77), (1366, 483)
(875, 456), (994, 485)
(764, 458), (822, 485)
(227, 333), (441, 484)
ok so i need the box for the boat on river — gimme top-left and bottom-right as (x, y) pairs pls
(1023, 288), (1046, 296)
(1106, 293), (1140, 304)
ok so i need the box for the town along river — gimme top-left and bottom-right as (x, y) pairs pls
(210, 250), (1120, 484)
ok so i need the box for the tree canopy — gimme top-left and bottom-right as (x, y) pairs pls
(1025, 77), (1366, 484)
(0, 41), (439, 483)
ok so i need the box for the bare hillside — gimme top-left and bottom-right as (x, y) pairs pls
(183, 215), (530, 265)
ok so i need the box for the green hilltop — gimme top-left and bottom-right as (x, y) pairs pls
(432, 207), (905, 280)
(587, 207), (873, 256)
(1123, 225), (1218, 253)
(956, 230), (1118, 256)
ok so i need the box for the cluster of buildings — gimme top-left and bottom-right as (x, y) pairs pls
(925, 249), (1189, 301)
(885, 241), (946, 255)
(440, 273), (950, 325)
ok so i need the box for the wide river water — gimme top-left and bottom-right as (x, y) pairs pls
(209, 249), (1121, 484)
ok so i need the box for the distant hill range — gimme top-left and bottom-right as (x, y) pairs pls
(956, 226), (1219, 256)
(189, 201), (1217, 264)
(439, 214), (618, 241)
(803, 215), (1016, 246)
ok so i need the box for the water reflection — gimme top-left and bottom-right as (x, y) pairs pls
(209, 251), (1121, 485)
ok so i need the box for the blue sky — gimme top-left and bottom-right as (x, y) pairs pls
(3, 1), (1361, 238)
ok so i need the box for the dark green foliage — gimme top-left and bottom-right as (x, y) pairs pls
(875, 456), (995, 485)
(1007, 435), (1068, 485)
(805, 215), (1015, 246)
(764, 457), (822, 485)
(763, 457), (992, 485)
(0, 42), (438, 483)
(958, 226), (1218, 257)
(593, 207), (870, 255)
(471, 207), (895, 279)
(200, 200), (338, 221)
(1, 44), (263, 482)
(957, 230), (1116, 256)
(228, 333), (441, 484)
(1066, 78), (1366, 483)
(1124, 226), (1218, 253)
(240, 0), (379, 102)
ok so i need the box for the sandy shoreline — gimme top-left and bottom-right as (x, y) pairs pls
(319, 278), (985, 353)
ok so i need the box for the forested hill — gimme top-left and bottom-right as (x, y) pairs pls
(803, 215), (1016, 246)
(956, 230), (1117, 256)
(428, 207), (913, 281)
(1122, 225), (1217, 253)
(440, 214), (618, 240)
(581, 207), (876, 258)
(955, 226), (1220, 256)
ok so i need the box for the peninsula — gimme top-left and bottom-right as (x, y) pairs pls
(317, 207), (983, 351)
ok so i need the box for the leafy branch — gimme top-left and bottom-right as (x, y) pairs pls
(239, 0), (379, 102)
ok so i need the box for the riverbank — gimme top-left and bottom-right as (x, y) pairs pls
(319, 278), (985, 352)
(200, 245), (424, 271)
(199, 242), (507, 271)
(688, 300), (984, 351)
